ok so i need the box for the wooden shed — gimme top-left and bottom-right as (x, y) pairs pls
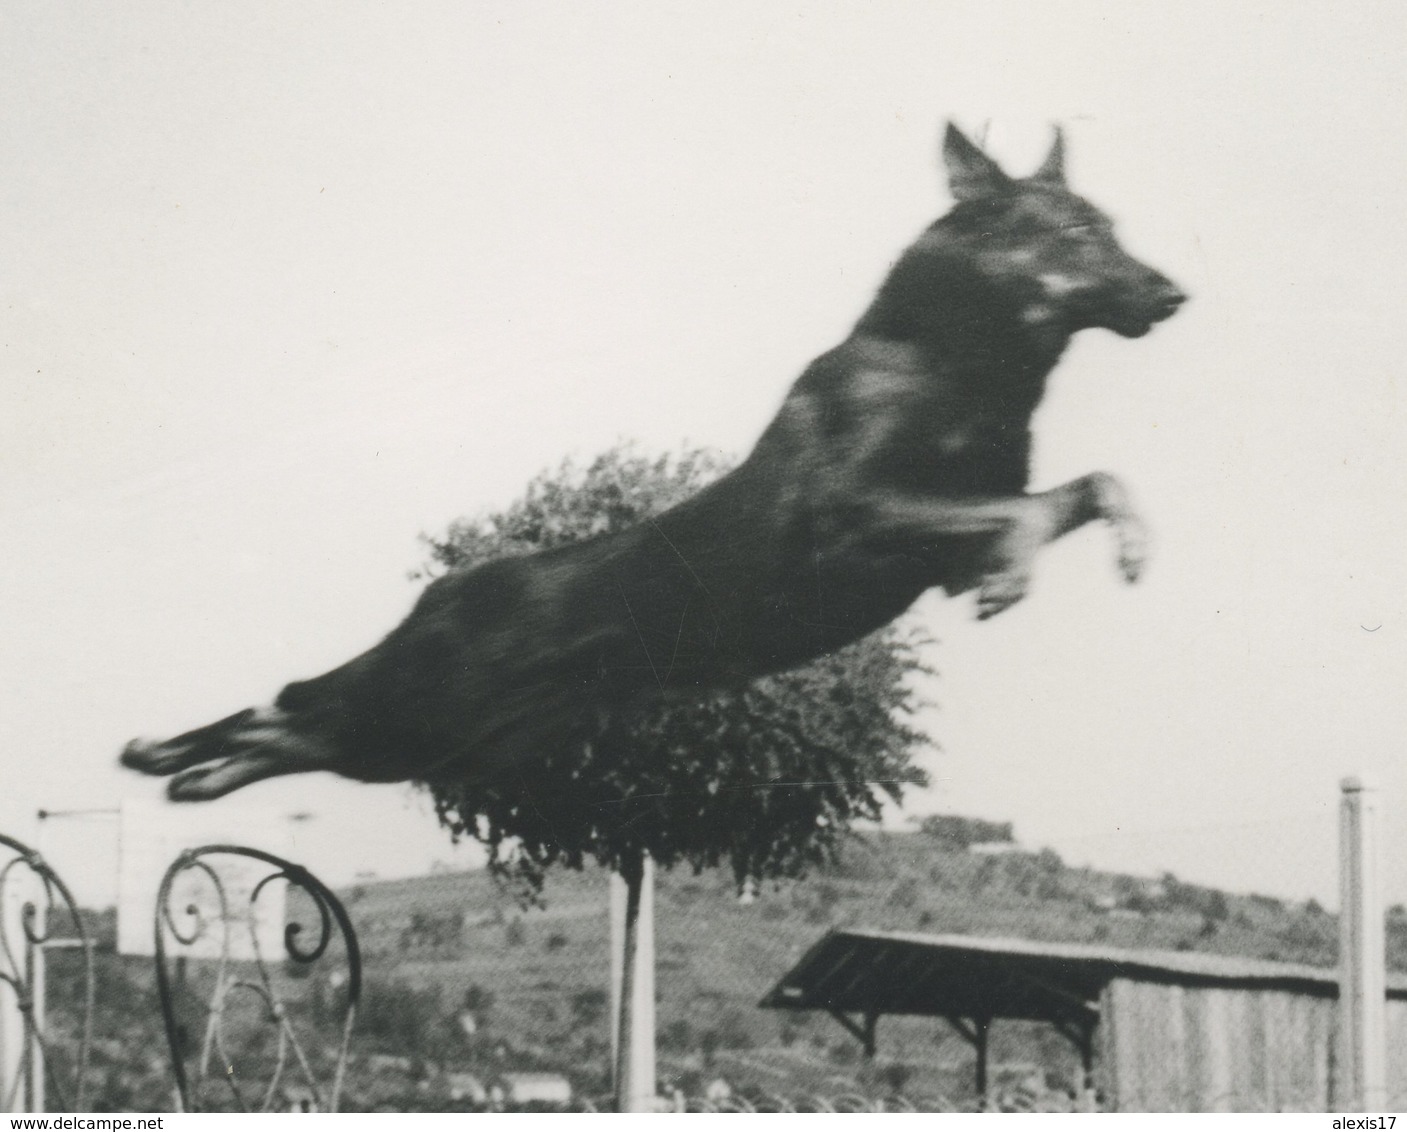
(759, 928), (1407, 1111)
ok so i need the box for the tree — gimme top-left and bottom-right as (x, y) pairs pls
(419, 443), (933, 1104)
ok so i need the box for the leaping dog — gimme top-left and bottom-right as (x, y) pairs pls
(122, 122), (1185, 801)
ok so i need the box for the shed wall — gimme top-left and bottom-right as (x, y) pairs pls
(1384, 999), (1407, 1106)
(1100, 980), (1334, 1112)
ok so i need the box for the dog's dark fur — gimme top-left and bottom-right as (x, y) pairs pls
(122, 123), (1185, 801)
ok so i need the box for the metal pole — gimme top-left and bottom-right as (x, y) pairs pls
(1339, 776), (1386, 1110)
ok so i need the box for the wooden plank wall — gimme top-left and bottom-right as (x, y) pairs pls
(1385, 999), (1407, 1107)
(1098, 980), (1336, 1111)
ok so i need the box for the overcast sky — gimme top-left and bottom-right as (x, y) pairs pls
(3, 2), (1405, 909)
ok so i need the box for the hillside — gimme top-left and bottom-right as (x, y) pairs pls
(45, 819), (1407, 1110)
(325, 819), (1394, 1102)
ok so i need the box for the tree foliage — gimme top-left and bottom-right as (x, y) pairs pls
(420, 445), (932, 893)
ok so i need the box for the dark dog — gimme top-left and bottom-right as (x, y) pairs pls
(122, 123), (1184, 801)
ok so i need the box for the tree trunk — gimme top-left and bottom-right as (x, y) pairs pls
(611, 853), (655, 1113)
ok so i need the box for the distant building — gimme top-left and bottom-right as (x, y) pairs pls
(763, 928), (1407, 1112)
(916, 814), (1016, 850)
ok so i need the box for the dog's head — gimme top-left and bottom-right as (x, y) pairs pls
(936, 123), (1186, 338)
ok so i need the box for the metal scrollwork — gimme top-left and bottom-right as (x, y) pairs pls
(153, 845), (360, 1113)
(0, 833), (93, 1113)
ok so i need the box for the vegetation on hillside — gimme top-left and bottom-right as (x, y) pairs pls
(41, 822), (1405, 1110)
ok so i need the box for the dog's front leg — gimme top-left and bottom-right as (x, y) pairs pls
(973, 472), (1148, 618)
(855, 471), (1148, 618)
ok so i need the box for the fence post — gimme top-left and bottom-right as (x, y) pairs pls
(1339, 775), (1386, 1110)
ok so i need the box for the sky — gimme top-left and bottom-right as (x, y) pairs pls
(3, 1), (1405, 910)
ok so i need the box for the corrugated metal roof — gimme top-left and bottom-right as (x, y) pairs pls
(759, 928), (1407, 1026)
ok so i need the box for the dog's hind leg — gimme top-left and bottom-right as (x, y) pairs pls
(121, 708), (263, 776)
(164, 742), (322, 802)
(122, 705), (335, 801)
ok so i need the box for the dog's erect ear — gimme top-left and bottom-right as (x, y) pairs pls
(942, 122), (1011, 202)
(1031, 125), (1066, 186)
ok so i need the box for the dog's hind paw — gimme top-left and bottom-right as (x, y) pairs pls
(121, 736), (192, 775)
(976, 570), (1030, 619)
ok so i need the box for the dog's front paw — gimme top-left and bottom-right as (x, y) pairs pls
(1086, 472), (1150, 584)
(1114, 510), (1150, 583)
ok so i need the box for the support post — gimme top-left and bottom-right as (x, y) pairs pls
(945, 1015), (992, 1110)
(1078, 1025), (1094, 1111)
(610, 855), (656, 1113)
(1339, 776), (1386, 1110)
(826, 1009), (879, 1058)
(1052, 1017), (1096, 1109)
(973, 1016), (990, 1109)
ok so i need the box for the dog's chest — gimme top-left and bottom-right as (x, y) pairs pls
(873, 380), (1033, 493)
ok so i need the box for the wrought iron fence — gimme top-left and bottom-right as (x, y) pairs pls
(152, 845), (360, 1113)
(0, 833), (94, 1113)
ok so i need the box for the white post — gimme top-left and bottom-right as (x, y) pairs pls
(609, 873), (625, 1079)
(1339, 776), (1386, 1110)
(609, 857), (656, 1112)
